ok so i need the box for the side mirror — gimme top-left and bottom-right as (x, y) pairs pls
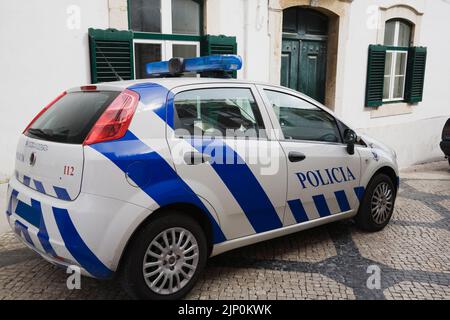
(344, 129), (357, 155)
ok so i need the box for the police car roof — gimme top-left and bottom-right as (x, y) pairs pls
(86, 77), (269, 92)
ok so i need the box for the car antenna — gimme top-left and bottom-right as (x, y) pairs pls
(97, 46), (124, 82)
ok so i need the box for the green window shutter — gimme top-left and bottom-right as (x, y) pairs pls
(405, 47), (427, 104)
(201, 35), (238, 78)
(365, 45), (387, 107)
(88, 28), (134, 84)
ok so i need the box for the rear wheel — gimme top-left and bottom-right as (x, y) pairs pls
(120, 211), (207, 300)
(355, 174), (396, 232)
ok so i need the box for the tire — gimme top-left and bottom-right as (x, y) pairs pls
(120, 211), (208, 300)
(355, 174), (396, 232)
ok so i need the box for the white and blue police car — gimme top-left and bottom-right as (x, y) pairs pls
(6, 55), (399, 299)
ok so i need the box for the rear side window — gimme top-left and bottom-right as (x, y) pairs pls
(26, 91), (120, 144)
(173, 88), (266, 138)
(264, 90), (341, 143)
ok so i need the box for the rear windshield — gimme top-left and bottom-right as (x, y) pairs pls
(26, 91), (120, 144)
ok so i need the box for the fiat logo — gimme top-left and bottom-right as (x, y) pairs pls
(29, 152), (36, 166)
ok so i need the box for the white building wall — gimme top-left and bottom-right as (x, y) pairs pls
(0, 0), (110, 179)
(206, 0), (271, 82)
(339, 0), (450, 168)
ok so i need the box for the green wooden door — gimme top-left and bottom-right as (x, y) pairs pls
(281, 40), (300, 91)
(281, 8), (329, 103)
(299, 40), (327, 103)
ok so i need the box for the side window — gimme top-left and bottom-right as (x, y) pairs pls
(264, 90), (341, 143)
(174, 88), (266, 138)
(383, 19), (412, 102)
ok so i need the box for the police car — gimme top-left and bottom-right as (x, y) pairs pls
(6, 55), (399, 299)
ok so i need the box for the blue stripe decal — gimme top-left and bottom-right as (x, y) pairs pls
(312, 194), (331, 217)
(15, 220), (34, 246)
(31, 200), (57, 257)
(53, 207), (112, 278)
(354, 187), (365, 202)
(190, 138), (283, 233)
(90, 131), (226, 244)
(54, 187), (71, 201)
(334, 190), (351, 212)
(33, 180), (46, 194)
(23, 175), (31, 187)
(287, 199), (309, 223)
(14, 198), (57, 257)
(15, 199), (41, 228)
(128, 83), (170, 126)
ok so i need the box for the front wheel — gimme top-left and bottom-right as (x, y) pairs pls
(120, 212), (207, 300)
(355, 174), (396, 232)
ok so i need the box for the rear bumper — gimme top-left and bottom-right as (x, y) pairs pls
(6, 176), (152, 279)
(440, 140), (450, 157)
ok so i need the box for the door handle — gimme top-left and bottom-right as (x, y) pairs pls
(184, 152), (211, 165)
(288, 151), (306, 163)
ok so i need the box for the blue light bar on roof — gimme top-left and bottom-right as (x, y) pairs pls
(146, 55), (242, 76)
(145, 61), (170, 76)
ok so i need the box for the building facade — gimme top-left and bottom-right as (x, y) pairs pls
(1, 0), (449, 179)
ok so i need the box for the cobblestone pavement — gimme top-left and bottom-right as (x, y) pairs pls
(0, 163), (449, 300)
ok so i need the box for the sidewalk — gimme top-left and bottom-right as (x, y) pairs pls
(400, 160), (450, 180)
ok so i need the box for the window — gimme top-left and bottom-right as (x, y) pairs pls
(365, 8), (427, 108)
(133, 40), (200, 79)
(134, 42), (163, 79)
(174, 88), (266, 138)
(172, 0), (201, 35)
(383, 20), (412, 102)
(129, 0), (202, 35)
(128, 0), (203, 79)
(264, 90), (341, 143)
(88, 30), (238, 84)
(129, 0), (161, 33)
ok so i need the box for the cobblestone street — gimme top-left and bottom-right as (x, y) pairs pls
(0, 162), (449, 300)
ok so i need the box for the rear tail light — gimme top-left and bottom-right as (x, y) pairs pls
(83, 89), (140, 145)
(23, 91), (67, 133)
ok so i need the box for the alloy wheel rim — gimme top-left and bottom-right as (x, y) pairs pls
(371, 182), (394, 224)
(143, 227), (199, 295)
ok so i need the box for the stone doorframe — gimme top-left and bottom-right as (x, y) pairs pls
(268, 0), (353, 111)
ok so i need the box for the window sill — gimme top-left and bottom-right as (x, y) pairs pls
(370, 102), (414, 118)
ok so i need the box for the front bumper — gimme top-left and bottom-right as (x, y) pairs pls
(6, 176), (152, 279)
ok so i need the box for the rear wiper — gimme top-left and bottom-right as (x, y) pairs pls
(27, 128), (50, 138)
(27, 128), (67, 139)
